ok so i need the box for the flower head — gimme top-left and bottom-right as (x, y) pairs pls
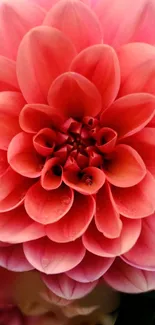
(0, 0), (155, 298)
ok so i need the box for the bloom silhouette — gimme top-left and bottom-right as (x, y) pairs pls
(0, 0), (155, 298)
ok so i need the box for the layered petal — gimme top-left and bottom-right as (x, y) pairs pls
(71, 44), (120, 110)
(0, 167), (33, 212)
(23, 237), (85, 274)
(17, 26), (76, 103)
(118, 43), (155, 97)
(41, 158), (62, 190)
(48, 72), (102, 119)
(0, 244), (33, 272)
(42, 273), (97, 300)
(104, 145), (146, 187)
(0, 0), (45, 60)
(0, 56), (19, 91)
(46, 192), (95, 242)
(33, 128), (56, 157)
(43, 0), (102, 52)
(25, 182), (74, 225)
(95, 183), (122, 239)
(0, 150), (9, 176)
(67, 251), (114, 283)
(93, 0), (155, 47)
(111, 172), (155, 218)
(123, 128), (155, 178)
(8, 132), (44, 178)
(103, 258), (155, 293)
(63, 166), (105, 195)
(19, 104), (62, 134)
(0, 91), (26, 150)
(83, 218), (141, 257)
(123, 214), (155, 270)
(100, 93), (155, 139)
(0, 206), (45, 244)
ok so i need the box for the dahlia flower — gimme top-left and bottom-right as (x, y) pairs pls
(0, 0), (155, 302)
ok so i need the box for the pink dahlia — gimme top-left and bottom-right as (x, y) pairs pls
(1, 0), (155, 299)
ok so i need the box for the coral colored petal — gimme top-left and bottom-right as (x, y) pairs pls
(0, 91), (26, 150)
(8, 132), (44, 178)
(71, 45), (120, 110)
(48, 72), (102, 119)
(83, 218), (141, 258)
(95, 183), (122, 239)
(0, 150), (9, 176)
(122, 214), (155, 271)
(19, 104), (62, 134)
(23, 237), (85, 274)
(93, 0), (149, 47)
(17, 26), (76, 103)
(123, 128), (155, 178)
(0, 206), (45, 244)
(111, 172), (155, 218)
(96, 127), (117, 154)
(0, 56), (19, 91)
(25, 182), (74, 225)
(46, 192), (95, 242)
(118, 43), (155, 97)
(41, 158), (62, 190)
(42, 273), (97, 300)
(67, 251), (114, 283)
(0, 167), (33, 212)
(29, 0), (91, 10)
(33, 128), (56, 157)
(103, 258), (155, 293)
(104, 144), (146, 187)
(0, 244), (33, 272)
(43, 0), (102, 52)
(100, 93), (155, 139)
(0, 0), (45, 60)
(63, 166), (105, 195)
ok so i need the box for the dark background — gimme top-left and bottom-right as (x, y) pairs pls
(115, 292), (155, 325)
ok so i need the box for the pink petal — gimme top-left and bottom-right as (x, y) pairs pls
(0, 0), (45, 60)
(100, 93), (155, 139)
(67, 251), (114, 283)
(29, 0), (91, 10)
(17, 26), (76, 103)
(43, 0), (102, 52)
(63, 166), (105, 195)
(96, 127), (117, 154)
(118, 43), (155, 97)
(0, 91), (26, 150)
(104, 144), (146, 187)
(103, 258), (155, 293)
(111, 172), (155, 218)
(25, 182), (74, 225)
(46, 192), (95, 242)
(0, 244), (33, 272)
(0, 167), (33, 213)
(8, 132), (44, 178)
(23, 237), (85, 274)
(0, 150), (9, 176)
(93, 0), (152, 48)
(41, 158), (62, 190)
(123, 127), (155, 178)
(95, 183), (122, 239)
(0, 56), (19, 91)
(33, 128), (56, 157)
(71, 44), (120, 110)
(42, 273), (97, 300)
(83, 218), (141, 258)
(48, 72), (102, 119)
(19, 103), (62, 134)
(0, 206), (45, 244)
(122, 214), (155, 271)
